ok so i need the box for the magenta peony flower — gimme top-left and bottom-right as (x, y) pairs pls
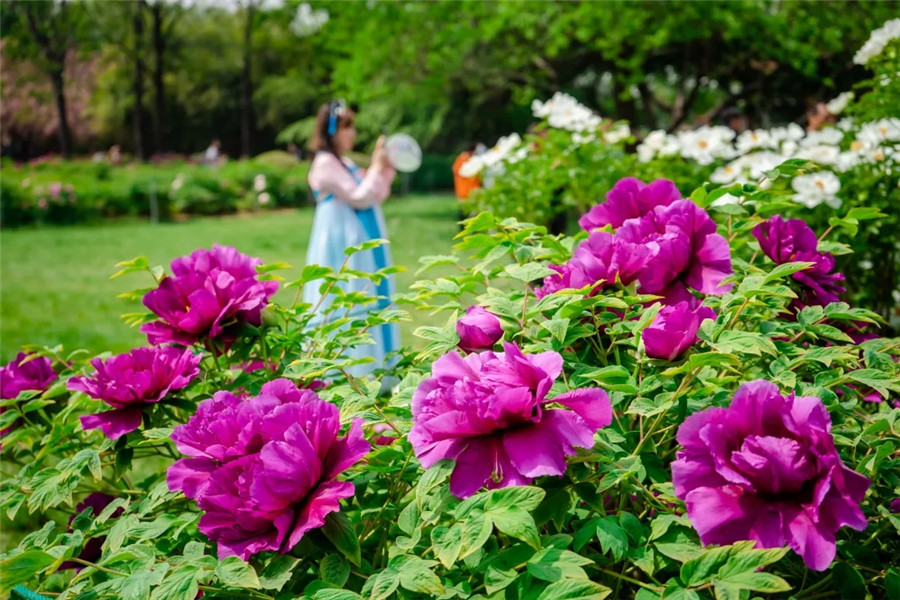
(1, 352), (57, 399)
(1, 353), (58, 438)
(618, 199), (733, 301)
(579, 177), (682, 231)
(410, 343), (612, 498)
(141, 245), (279, 348)
(891, 498), (900, 514)
(69, 346), (201, 440)
(457, 306), (503, 353)
(168, 379), (369, 560)
(752, 216), (846, 308)
(672, 380), (869, 571)
(536, 232), (656, 298)
(643, 301), (716, 361)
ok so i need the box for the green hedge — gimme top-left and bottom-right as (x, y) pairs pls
(1, 153), (455, 228)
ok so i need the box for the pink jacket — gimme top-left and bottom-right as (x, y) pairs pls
(308, 152), (395, 210)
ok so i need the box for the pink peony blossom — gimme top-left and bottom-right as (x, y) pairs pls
(672, 380), (869, 571)
(141, 245), (278, 349)
(69, 346), (201, 439)
(410, 343), (612, 498)
(168, 379), (369, 560)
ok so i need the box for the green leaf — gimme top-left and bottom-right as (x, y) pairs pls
(505, 263), (556, 282)
(345, 238), (388, 256)
(315, 590), (362, 600)
(763, 261), (815, 284)
(396, 558), (443, 595)
(847, 369), (900, 398)
(319, 554), (350, 588)
(885, 568), (900, 599)
(527, 548), (592, 582)
(488, 506), (541, 549)
(680, 543), (746, 586)
(579, 365), (637, 393)
(537, 579), (612, 600)
(595, 517), (629, 561)
(831, 562), (866, 599)
(150, 565), (205, 600)
(258, 555), (300, 591)
(460, 510), (493, 558)
(655, 543), (703, 563)
(712, 572), (791, 593)
(368, 567), (400, 600)
(542, 318), (570, 343)
(0, 550), (55, 594)
(712, 331), (776, 356)
(485, 565), (518, 594)
(431, 524), (463, 569)
(485, 486), (546, 512)
(322, 512), (361, 567)
(715, 546), (788, 578)
(215, 556), (260, 589)
(397, 502), (420, 536)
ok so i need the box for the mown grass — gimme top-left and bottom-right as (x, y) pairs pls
(1, 193), (462, 362)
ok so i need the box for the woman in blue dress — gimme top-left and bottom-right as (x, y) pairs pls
(304, 100), (399, 376)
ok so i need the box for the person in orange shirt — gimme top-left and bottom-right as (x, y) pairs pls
(452, 143), (482, 200)
(452, 142), (483, 227)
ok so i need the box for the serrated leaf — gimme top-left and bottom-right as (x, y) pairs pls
(215, 556), (260, 589)
(0, 550), (55, 594)
(485, 486), (546, 512)
(488, 506), (541, 549)
(537, 579), (612, 600)
(595, 517), (628, 561)
(712, 572), (791, 593)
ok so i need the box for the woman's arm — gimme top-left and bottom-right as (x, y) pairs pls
(310, 154), (394, 210)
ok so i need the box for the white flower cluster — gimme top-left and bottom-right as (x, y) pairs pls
(706, 118), (900, 209)
(458, 133), (525, 178)
(825, 92), (854, 115)
(291, 3), (329, 37)
(853, 18), (900, 65)
(531, 92), (602, 133)
(637, 125), (748, 165)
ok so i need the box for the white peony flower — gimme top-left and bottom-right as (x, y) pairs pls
(458, 155), (485, 178)
(602, 123), (631, 144)
(853, 18), (900, 65)
(800, 127), (844, 148)
(791, 171), (842, 209)
(736, 130), (771, 154)
(795, 145), (840, 166)
(257, 192), (271, 205)
(825, 92), (854, 115)
(677, 126), (737, 165)
(636, 130), (671, 162)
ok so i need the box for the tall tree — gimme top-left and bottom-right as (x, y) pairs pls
(132, 0), (147, 161)
(240, 0), (255, 157)
(3, 1), (88, 158)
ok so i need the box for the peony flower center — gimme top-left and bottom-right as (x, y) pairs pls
(815, 180), (825, 190)
(729, 435), (816, 496)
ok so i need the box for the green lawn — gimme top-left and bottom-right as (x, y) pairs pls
(1, 193), (461, 362)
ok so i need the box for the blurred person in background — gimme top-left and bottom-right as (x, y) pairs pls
(806, 102), (837, 132)
(304, 99), (398, 377)
(452, 141), (482, 226)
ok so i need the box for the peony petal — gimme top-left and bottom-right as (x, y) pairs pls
(323, 418), (371, 479)
(284, 480), (356, 552)
(786, 510), (837, 571)
(551, 388), (612, 430)
(449, 438), (499, 498)
(167, 457), (218, 500)
(80, 407), (144, 440)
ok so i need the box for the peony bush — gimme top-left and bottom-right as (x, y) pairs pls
(2, 160), (899, 600)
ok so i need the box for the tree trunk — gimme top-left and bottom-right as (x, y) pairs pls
(24, 4), (72, 158)
(133, 0), (147, 161)
(151, 2), (165, 154)
(50, 67), (73, 159)
(240, 1), (255, 158)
